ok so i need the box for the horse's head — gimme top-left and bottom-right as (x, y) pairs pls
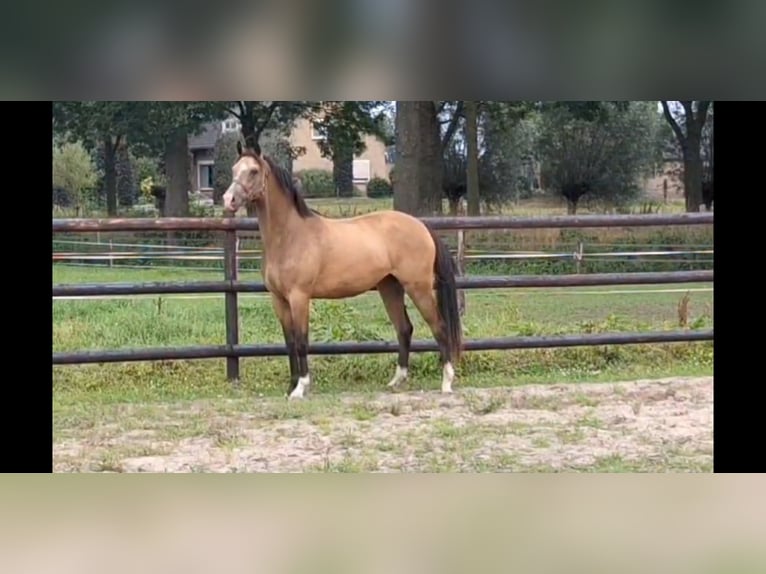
(223, 141), (270, 215)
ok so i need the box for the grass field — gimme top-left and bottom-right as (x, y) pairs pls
(53, 264), (713, 402)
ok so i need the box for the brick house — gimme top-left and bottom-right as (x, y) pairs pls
(188, 116), (393, 197)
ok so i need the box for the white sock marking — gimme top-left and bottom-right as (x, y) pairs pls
(289, 375), (311, 399)
(387, 365), (408, 388)
(441, 362), (455, 394)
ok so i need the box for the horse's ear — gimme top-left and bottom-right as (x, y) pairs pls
(236, 140), (243, 156)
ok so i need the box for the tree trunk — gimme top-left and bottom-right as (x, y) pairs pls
(661, 101), (711, 213)
(682, 138), (703, 212)
(393, 101), (443, 215)
(567, 199), (578, 214)
(116, 140), (136, 208)
(102, 136), (118, 216)
(164, 128), (190, 218)
(240, 103), (257, 149)
(333, 144), (355, 197)
(465, 101), (480, 216)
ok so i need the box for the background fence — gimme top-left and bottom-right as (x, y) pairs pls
(52, 212), (714, 382)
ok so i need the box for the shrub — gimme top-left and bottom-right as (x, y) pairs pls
(296, 169), (335, 198)
(52, 186), (72, 208)
(366, 176), (392, 198)
(52, 141), (98, 210)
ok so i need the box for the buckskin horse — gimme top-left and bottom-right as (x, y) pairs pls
(222, 142), (462, 400)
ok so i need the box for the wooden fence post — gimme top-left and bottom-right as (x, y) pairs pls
(223, 230), (240, 385)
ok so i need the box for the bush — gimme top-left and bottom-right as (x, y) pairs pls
(52, 141), (98, 209)
(52, 186), (73, 208)
(296, 169), (335, 198)
(366, 176), (392, 198)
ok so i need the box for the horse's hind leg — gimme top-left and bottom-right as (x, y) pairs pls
(377, 275), (413, 390)
(403, 281), (455, 394)
(287, 291), (312, 400)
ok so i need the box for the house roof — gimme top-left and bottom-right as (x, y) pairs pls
(188, 122), (222, 150)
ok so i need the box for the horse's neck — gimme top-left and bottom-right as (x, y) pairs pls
(253, 194), (305, 257)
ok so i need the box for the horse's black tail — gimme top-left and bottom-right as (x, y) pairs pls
(428, 227), (463, 363)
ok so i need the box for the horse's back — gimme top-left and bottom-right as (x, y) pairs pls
(329, 209), (432, 245)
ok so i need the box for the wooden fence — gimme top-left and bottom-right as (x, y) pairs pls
(52, 212), (714, 382)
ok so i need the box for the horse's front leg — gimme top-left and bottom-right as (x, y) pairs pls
(270, 294), (298, 395)
(287, 291), (312, 400)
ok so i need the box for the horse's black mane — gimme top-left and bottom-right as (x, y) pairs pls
(247, 152), (317, 218)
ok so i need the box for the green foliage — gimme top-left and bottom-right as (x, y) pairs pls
(52, 101), (146, 153)
(308, 102), (391, 197)
(131, 153), (162, 190)
(52, 141), (98, 209)
(311, 301), (386, 342)
(53, 264), (713, 404)
(479, 103), (542, 208)
(537, 101), (661, 210)
(311, 101), (391, 159)
(53, 101), (225, 216)
(366, 176), (392, 198)
(442, 144), (467, 207)
(221, 101), (314, 150)
(116, 144), (137, 207)
(296, 169), (335, 198)
(132, 102), (226, 157)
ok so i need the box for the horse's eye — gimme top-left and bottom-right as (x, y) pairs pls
(250, 168), (259, 177)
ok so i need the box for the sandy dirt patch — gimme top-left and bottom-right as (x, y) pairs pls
(53, 376), (713, 472)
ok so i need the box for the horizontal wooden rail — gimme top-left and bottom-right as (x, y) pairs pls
(52, 329), (714, 365)
(52, 212), (714, 233)
(52, 270), (714, 298)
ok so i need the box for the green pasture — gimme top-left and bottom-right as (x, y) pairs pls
(53, 264), (714, 408)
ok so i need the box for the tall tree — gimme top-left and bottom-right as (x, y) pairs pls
(310, 101), (391, 197)
(221, 101), (314, 148)
(537, 101), (660, 213)
(393, 101), (443, 215)
(394, 101), (472, 215)
(52, 140), (98, 213)
(133, 102), (225, 218)
(52, 102), (146, 216)
(660, 101), (712, 212)
(479, 102), (540, 209)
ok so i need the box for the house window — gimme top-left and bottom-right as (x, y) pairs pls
(311, 122), (327, 140)
(198, 162), (215, 191)
(222, 119), (241, 133)
(353, 159), (371, 182)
